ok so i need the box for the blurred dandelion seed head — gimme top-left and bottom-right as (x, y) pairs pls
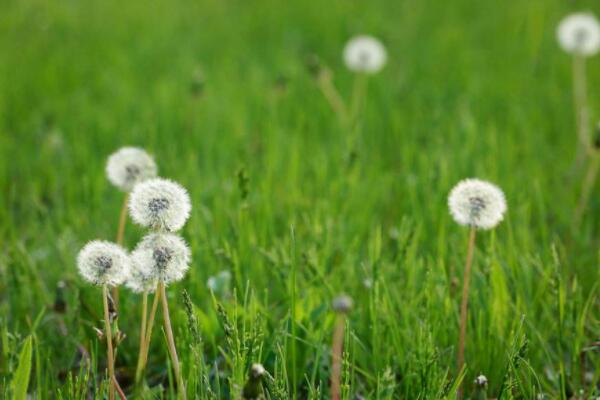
(131, 233), (191, 284)
(129, 178), (191, 232)
(77, 240), (130, 286)
(332, 294), (353, 313)
(557, 13), (600, 56)
(343, 35), (387, 74)
(106, 147), (158, 192)
(474, 374), (488, 388)
(448, 178), (507, 230)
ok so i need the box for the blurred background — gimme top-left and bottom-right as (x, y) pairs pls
(1, 0), (600, 398)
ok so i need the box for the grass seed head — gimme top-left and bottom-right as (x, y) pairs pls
(448, 178), (507, 230)
(106, 147), (158, 192)
(77, 240), (130, 286)
(129, 178), (191, 232)
(343, 35), (387, 74)
(557, 13), (600, 56)
(131, 233), (191, 284)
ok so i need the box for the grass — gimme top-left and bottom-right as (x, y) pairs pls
(1, 0), (600, 398)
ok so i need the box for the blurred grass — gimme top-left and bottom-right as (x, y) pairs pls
(1, 0), (600, 398)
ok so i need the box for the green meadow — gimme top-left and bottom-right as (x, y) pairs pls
(1, 0), (600, 398)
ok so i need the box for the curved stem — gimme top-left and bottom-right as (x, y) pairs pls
(103, 285), (116, 400)
(317, 68), (349, 124)
(159, 282), (186, 400)
(457, 226), (477, 399)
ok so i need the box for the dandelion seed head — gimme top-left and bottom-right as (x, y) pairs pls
(131, 233), (191, 284)
(129, 178), (191, 232)
(77, 240), (130, 286)
(557, 13), (600, 56)
(332, 294), (353, 314)
(474, 374), (488, 388)
(106, 147), (158, 192)
(250, 363), (266, 379)
(343, 35), (387, 74)
(448, 178), (507, 230)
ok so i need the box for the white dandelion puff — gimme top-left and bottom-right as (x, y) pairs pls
(131, 233), (191, 284)
(343, 35), (387, 74)
(448, 178), (507, 230)
(77, 240), (130, 286)
(106, 147), (158, 192)
(557, 13), (600, 56)
(129, 178), (192, 232)
(125, 259), (156, 293)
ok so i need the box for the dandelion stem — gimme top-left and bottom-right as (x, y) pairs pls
(135, 291), (149, 385)
(330, 314), (346, 400)
(138, 287), (161, 383)
(572, 54), (591, 169)
(317, 68), (349, 124)
(159, 282), (186, 400)
(112, 194), (129, 312)
(457, 225), (477, 399)
(103, 285), (116, 400)
(349, 73), (367, 125)
(575, 152), (600, 226)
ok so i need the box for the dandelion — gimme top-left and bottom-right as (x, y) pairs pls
(557, 13), (600, 56)
(557, 13), (600, 167)
(473, 374), (488, 400)
(131, 233), (191, 284)
(331, 294), (353, 400)
(77, 240), (130, 400)
(77, 241), (129, 287)
(132, 232), (191, 398)
(129, 178), (192, 232)
(448, 178), (506, 398)
(106, 147), (158, 192)
(343, 35), (387, 74)
(448, 179), (507, 230)
(242, 363), (266, 399)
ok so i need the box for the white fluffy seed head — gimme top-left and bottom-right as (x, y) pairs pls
(131, 233), (191, 284)
(448, 178), (507, 230)
(557, 13), (600, 56)
(129, 178), (191, 232)
(106, 147), (158, 192)
(343, 35), (387, 74)
(77, 241), (130, 286)
(125, 258), (157, 293)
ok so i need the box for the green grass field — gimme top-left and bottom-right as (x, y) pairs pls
(2, 0), (600, 398)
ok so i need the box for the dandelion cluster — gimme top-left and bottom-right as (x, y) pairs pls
(77, 241), (130, 286)
(131, 233), (191, 285)
(129, 178), (191, 232)
(343, 35), (387, 74)
(448, 178), (507, 230)
(557, 13), (600, 56)
(106, 147), (158, 192)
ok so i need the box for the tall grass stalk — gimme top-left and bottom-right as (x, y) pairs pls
(572, 54), (591, 169)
